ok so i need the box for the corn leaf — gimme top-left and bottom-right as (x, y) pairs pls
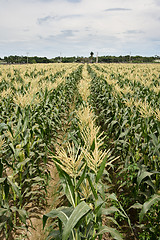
(139, 194), (160, 222)
(62, 201), (91, 240)
(43, 207), (73, 229)
(76, 165), (87, 189)
(97, 226), (123, 240)
(87, 174), (98, 200)
(137, 169), (158, 186)
(96, 155), (108, 183)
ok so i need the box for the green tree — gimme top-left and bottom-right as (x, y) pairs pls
(90, 52), (94, 63)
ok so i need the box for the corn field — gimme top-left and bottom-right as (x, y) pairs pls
(0, 63), (160, 240)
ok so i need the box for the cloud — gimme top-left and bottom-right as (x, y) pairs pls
(124, 30), (144, 34)
(105, 8), (132, 12)
(37, 14), (82, 25)
(0, 0), (160, 57)
(154, 0), (160, 6)
(67, 0), (81, 2)
(149, 38), (160, 43)
(37, 16), (55, 24)
(60, 29), (79, 37)
(35, 0), (81, 2)
(38, 29), (79, 42)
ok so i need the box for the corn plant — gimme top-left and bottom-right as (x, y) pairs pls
(87, 63), (160, 239)
(0, 64), (83, 238)
(44, 105), (123, 240)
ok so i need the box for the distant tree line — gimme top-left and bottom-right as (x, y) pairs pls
(0, 54), (159, 64)
(97, 55), (157, 63)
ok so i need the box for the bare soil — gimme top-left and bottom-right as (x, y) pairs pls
(26, 164), (59, 240)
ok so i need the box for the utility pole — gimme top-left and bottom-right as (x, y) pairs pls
(96, 52), (98, 63)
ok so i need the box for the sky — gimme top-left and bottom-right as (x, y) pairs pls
(0, 0), (160, 58)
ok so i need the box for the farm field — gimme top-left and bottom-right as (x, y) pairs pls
(0, 63), (160, 240)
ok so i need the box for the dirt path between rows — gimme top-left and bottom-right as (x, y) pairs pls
(26, 164), (59, 240)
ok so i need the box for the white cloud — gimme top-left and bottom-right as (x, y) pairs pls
(0, 0), (160, 57)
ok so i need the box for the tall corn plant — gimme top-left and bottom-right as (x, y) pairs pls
(44, 105), (123, 240)
(0, 64), (83, 238)
(87, 64), (160, 239)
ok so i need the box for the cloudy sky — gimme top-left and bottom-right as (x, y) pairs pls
(0, 0), (160, 58)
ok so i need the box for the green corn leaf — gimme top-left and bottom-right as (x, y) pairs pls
(102, 206), (127, 219)
(10, 207), (28, 224)
(143, 179), (156, 192)
(7, 177), (22, 201)
(97, 226), (123, 240)
(0, 177), (6, 184)
(55, 164), (75, 207)
(43, 209), (68, 229)
(118, 129), (129, 139)
(87, 174), (98, 200)
(58, 218), (62, 233)
(139, 194), (160, 222)
(64, 178), (75, 207)
(0, 123), (7, 131)
(106, 216), (120, 227)
(94, 196), (104, 214)
(121, 119), (128, 128)
(46, 230), (61, 240)
(96, 155), (107, 183)
(128, 203), (142, 210)
(110, 120), (119, 128)
(102, 206), (121, 215)
(108, 193), (118, 202)
(17, 158), (31, 169)
(32, 176), (45, 182)
(137, 170), (157, 186)
(43, 207), (73, 229)
(62, 201), (91, 240)
(150, 133), (158, 146)
(0, 160), (3, 178)
(76, 165), (87, 190)
(4, 178), (9, 199)
(0, 208), (9, 217)
(9, 143), (15, 154)
(107, 194), (132, 228)
(43, 210), (57, 229)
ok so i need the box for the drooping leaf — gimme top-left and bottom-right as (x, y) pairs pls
(108, 193), (118, 202)
(97, 226), (123, 240)
(0, 208), (9, 217)
(17, 209), (28, 224)
(106, 216), (120, 227)
(43, 207), (73, 229)
(139, 194), (160, 222)
(102, 206), (127, 219)
(137, 170), (156, 186)
(62, 201), (91, 240)
(17, 158), (31, 169)
(128, 203), (142, 210)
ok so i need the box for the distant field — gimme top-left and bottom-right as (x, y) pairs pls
(0, 63), (160, 239)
